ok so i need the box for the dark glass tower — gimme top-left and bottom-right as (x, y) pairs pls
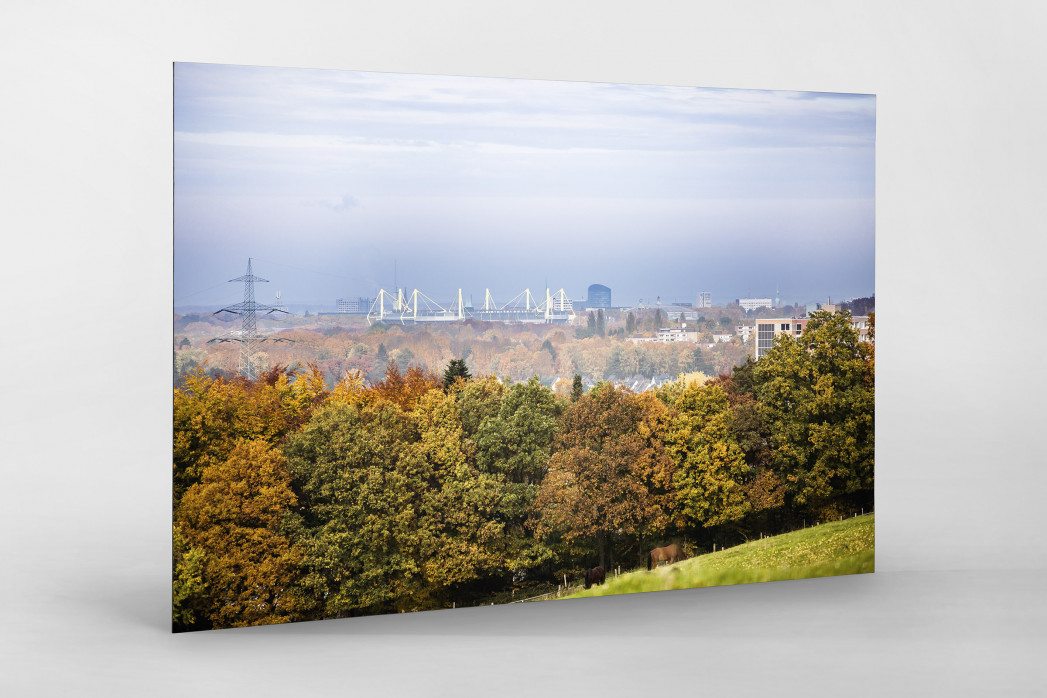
(587, 283), (611, 309)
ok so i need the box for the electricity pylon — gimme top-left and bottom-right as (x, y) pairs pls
(209, 258), (291, 379)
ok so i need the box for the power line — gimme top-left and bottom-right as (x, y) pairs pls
(174, 281), (234, 304)
(252, 257), (362, 285)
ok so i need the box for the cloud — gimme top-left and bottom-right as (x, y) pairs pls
(329, 194), (359, 212)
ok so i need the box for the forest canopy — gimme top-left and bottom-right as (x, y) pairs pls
(172, 310), (873, 631)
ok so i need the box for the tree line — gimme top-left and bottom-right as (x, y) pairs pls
(173, 310), (873, 630)
(174, 310), (751, 389)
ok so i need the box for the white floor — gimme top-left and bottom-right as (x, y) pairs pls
(2, 568), (1043, 696)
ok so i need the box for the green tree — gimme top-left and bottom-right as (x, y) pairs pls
(409, 390), (507, 604)
(752, 310), (874, 514)
(286, 390), (511, 614)
(570, 374), (584, 402)
(456, 374), (507, 438)
(471, 377), (561, 574)
(284, 400), (426, 616)
(540, 338), (557, 361)
(653, 309), (666, 329)
(626, 312), (636, 335)
(596, 309), (606, 337)
(172, 525), (208, 631)
(473, 377), (560, 487)
(442, 357), (472, 391)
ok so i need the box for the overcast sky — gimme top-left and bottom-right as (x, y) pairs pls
(174, 63), (874, 309)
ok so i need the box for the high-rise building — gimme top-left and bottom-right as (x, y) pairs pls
(696, 291), (712, 308)
(587, 283), (611, 309)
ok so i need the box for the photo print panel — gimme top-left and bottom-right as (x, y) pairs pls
(173, 62), (875, 631)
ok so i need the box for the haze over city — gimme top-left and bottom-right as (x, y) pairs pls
(174, 63), (875, 310)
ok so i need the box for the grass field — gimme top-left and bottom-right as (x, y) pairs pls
(560, 513), (874, 600)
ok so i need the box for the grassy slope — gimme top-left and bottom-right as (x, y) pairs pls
(562, 513), (875, 599)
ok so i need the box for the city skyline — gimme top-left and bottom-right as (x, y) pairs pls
(174, 258), (869, 314)
(175, 64), (875, 308)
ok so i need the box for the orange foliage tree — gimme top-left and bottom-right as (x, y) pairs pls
(175, 439), (304, 629)
(173, 364), (328, 503)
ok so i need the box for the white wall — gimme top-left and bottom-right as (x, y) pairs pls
(2, 1), (1045, 694)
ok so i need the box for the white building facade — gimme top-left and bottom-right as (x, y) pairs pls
(627, 327), (699, 344)
(739, 298), (773, 312)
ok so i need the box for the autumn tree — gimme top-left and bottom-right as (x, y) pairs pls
(173, 364), (327, 503)
(662, 382), (751, 531)
(369, 363), (441, 411)
(533, 384), (672, 569)
(175, 439), (304, 629)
